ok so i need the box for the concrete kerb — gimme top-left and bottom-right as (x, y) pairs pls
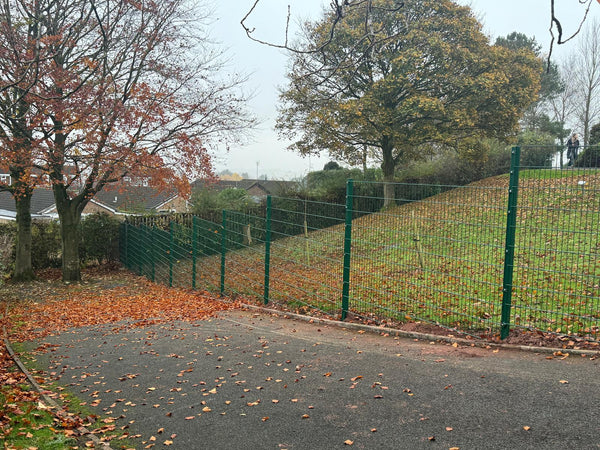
(242, 303), (600, 358)
(2, 325), (113, 450)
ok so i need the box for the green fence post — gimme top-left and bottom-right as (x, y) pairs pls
(192, 216), (198, 290)
(220, 210), (227, 296)
(123, 223), (129, 268)
(500, 146), (521, 339)
(169, 221), (174, 287)
(150, 226), (155, 282)
(136, 226), (142, 276)
(263, 196), (272, 305)
(341, 179), (354, 321)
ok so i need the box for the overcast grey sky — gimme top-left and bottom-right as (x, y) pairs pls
(209, 0), (600, 180)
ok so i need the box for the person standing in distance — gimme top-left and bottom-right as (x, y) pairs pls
(567, 133), (580, 167)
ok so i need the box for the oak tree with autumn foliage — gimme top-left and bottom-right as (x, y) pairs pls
(0, 0), (254, 282)
(276, 0), (541, 206)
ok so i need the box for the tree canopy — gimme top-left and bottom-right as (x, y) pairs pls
(495, 32), (566, 143)
(0, 0), (255, 281)
(277, 0), (541, 204)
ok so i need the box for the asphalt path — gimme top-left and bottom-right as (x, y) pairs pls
(25, 310), (600, 449)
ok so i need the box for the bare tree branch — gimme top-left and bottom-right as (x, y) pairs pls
(548, 0), (594, 69)
(241, 0), (403, 55)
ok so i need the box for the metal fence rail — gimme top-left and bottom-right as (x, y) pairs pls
(120, 146), (600, 341)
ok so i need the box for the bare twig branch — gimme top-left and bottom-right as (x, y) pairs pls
(241, 0), (403, 55)
(548, 0), (594, 69)
(241, 1), (596, 77)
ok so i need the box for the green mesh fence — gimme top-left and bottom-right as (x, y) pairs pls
(192, 217), (222, 292)
(220, 210), (267, 300)
(266, 196), (346, 317)
(348, 179), (506, 333)
(120, 146), (600, 341)
(509, 147), (600, 339)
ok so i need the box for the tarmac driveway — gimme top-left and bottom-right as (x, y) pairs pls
(26, 310), (600, 449)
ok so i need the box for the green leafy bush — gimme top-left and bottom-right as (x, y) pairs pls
(0, 213), (121, 275)
(517, 131), (557, 168)
(80, 213), (121, 264)
(574, 146), (600, 168)
(190, 188), (222, 216)
(31, 220), (62, 269)
(190, 187), (262, 218)
(397, 140), (512, 187)
(589, 123), (600, 146)
(0, 221), (62, 272)
(0, 223), (15, 279)
(218, 188), (254, 211)
(306, 167), (381, 204)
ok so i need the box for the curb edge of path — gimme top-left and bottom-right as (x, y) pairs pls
(242, 304), (600, 358)
(2, 325), (113, 450)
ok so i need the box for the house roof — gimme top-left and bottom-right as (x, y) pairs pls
(0, 184), (180, 220)
(94, 185), (178, 212)
(0, 188), (56, 217)
(192, 179), (299, 196)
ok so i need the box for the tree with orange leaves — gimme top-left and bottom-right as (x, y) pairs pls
(0, 0), (255, 282)
(0, 1), (46, 281)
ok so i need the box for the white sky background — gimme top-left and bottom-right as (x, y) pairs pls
(209, 0), (600, 180)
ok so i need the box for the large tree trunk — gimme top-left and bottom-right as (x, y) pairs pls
(13, 191), (34, 282)
(54, 186), (83, 282)
(58, 204), (82, 282)
(381, 140), (396, 209)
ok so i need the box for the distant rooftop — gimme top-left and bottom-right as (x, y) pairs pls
(0, 188), (56, 219)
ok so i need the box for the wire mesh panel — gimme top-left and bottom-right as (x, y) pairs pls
(266, 197), (346, 316)
(119, 223), (127, 266)
(511, 146), (600, 340)
(169, 222), (193, 288)
(220, 210), (267, 300)
(192, 217), (222, 292)
(150, 226), (171, 286)
(128, 224), (143, 276)
(349, 180), (507, 334)
(137, 225), (155, 281)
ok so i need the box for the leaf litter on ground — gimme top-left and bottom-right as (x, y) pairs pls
(0, 265), (241, 446)
(2, 266), (241, 342)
